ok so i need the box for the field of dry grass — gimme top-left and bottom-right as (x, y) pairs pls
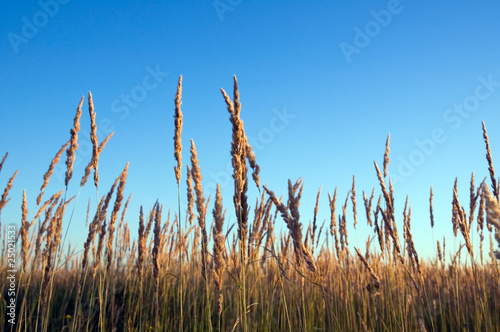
(1, 76), (500, 331)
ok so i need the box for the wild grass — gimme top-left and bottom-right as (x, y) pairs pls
(1, 77), (500, 331)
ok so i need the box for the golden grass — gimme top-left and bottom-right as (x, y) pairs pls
(64, 96), (83, 188)
(1, 79), (500, 332)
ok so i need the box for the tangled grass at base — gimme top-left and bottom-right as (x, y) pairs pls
(1, 76), (500, 332)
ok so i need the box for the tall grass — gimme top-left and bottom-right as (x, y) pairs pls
(1, 77), (500, 331)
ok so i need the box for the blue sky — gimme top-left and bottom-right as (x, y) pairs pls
(2, 0), (500, 259)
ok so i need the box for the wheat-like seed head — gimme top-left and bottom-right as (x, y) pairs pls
(482, 122), (498, 200)
(152, 202), (162, 324)
(186, 165), (195, 226)
(452, 183), (474, 257)
(246, 142), (260, 189)
(301, 242), (317, 273)
(21, 190), (29, 272)
(81, 131), (114, 188)
(377, 205), (400, 256)
(429, 186), (434, 228)
(374, 161), (393, 217)
(190, 140), (204, 214)
(65, 96), (83, 187)
(32, 190), (63, 229)
(98, 132), (114, 154)
(373, 195), (384, 255)
(213, 184), (226, 315)
(32, 193), (62, 268)
(248, 194), (264, 259)
(174, 75), (183, 185)
(451, 178), (459, 237)
(265, 179), (316, 272)
(328, 188), (337, 236)
(82, 195), (105, 270)
(477, 186), (486, 264)
(88, 91), (100, 187)
(351, 176), (357, 229)
(93, 174), (121, 276)
(190, 139), (210, 280)
(120, 193), (132, 225)
(442, 236), (446, 263)
(0, 169), (18, 215)
(0, 152), (7, 175)
(137, 205), (145, 279)
(477, 186), (485, 232)
(481, 182), (500, 258)
(255, 198), (272, 253)
(340, 190), (350, 249)
(383, 133), (390, 178)
(37, 140), (70, 205)
(311, 185), (321, 252)
(221, 79), (251, 266)
(403, 196), (409, 244)
(106, 162), (129, 271)
(355, 247), (380, 291)
(367, 188), (376, 228)
(436, 240), (442, 262)
(468, 172), (479, 234)
(404, 206), (421, 274)
(51, 196), (74, 253)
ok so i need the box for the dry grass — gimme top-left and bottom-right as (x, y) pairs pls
(1, 79), (500, 332)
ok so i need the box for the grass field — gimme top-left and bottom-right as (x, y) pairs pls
(1, 76), (499, 331)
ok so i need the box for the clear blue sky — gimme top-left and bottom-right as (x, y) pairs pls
(2, 0), (500, 259)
